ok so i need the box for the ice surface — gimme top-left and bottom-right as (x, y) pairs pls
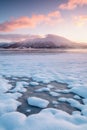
(0, 53), (87, 129)
(27, 97), (49, 108)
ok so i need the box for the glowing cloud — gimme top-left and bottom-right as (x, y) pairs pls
(0, 11), (62, 32)
(74, 15), (87, 27)
(59, 0), (87, 10)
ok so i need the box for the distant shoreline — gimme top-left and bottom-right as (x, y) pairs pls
(0, 48), (87, 54)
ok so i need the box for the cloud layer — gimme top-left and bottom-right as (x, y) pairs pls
(59, 0), (87, 10)
(74, 15), (87, 27)
(0, 11), (62, 32)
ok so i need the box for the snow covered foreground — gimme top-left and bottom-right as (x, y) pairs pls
(0, 52), (87, 130)
(0, 108), (87, 130)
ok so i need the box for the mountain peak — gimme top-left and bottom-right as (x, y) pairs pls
(0, 34), (87, 49)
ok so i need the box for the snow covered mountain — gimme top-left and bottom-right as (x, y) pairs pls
(0, 34), (87, 49)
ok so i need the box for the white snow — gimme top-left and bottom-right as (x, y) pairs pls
(55, 89), (70, 93)
(0, 92), (22, 100)
(58, 97), (87, 118)
(58, 97), (67, 102)
(10, 82), (28, 93)
(0, 77), (12, 93)
(0, 98), (21, 116)
(52, 100), (59, 105)
(47, 84), (54, 89)
(83, 99), (87, 105)
(0, 52), (87, 130)
(26, 109), (31, 113)
(72, 111), (81, 115)
(49, 91), (60, 97)
(74, 95), (81, 100)
(70, 86), (87, 98)
(0, 108), (87, 130)
(35, 87), (50, 92)
(58, 97), (82, 109)
(29, 81), (39, 86)
(27, 97), (49, 108)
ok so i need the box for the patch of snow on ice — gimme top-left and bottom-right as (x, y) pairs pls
(29, 81), (39, 86)
(70, 86), (87, 98)
(58, 97), (67, 102)
(27, 97), (49, 108)
(52, 101), (59, 105)
(72, 111), (81, 115)
(0, 77), (12, 93)
(35, 87), (50, 92)
(47, 84), (54, 89)
(83, 99), (87, 105)
(26, 109), (31, 113)
(55, 89), (70, 93)
(49, 91), (60, 97)
(10, 82), (27, 93)
(82, 109), (87, 117)
(74, 95), (81, 100)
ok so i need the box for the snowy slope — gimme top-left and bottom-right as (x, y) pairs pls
(0, 34), (86, 49)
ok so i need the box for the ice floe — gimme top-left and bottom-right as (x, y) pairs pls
(9, 81), (28, 93)
(27, 97), (49, 108)
(47, 84), (54, 89)
(29, 81), (39, 86)
(74, 95), (81, 100)
(70, 86), (87, 98)
(49, 91), (60, 97)
(35, 87), (50, 92)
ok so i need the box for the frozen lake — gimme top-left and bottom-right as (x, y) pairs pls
(0, 51), (87, 130)
(0, 51), (87, 85)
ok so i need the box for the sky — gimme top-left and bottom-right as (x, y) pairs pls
(0, 0), (87, 43)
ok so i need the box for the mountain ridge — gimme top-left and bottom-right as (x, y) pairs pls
(0, 34), (87, 49)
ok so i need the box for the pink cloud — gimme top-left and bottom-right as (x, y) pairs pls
(44, 11), (63, 26)
(59, 0), (87, 10)
(74, 15), (87, 27)
(0, 11), (63, 32)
